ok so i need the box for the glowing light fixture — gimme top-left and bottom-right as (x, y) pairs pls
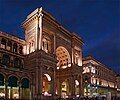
(43, 91), (52, 96)
(13, 93), (19, 98)
(68, 64), (71, 67)
(75, 80), (79, 86)
(62, 65), (67, 69)
(44, 74), (51, 81)
(0, 92), (5, 97)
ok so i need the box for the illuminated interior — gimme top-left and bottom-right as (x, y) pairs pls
(42, 36), (51, 53)
(74, 52), (81, 66)
(8, 76), (19, 99)
(61, 79), (69, 98)
(56, 46), (71, 69)
(0, 73), (5, 98)
(21, 78), (30, 99)
(75, 80), (79, 95)
(83, 67), (90, 73)
(42, 74), (51, 96)
(0, 74), (30, 99)
(27, 36), (35, 54)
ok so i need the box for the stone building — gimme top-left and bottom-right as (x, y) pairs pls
(82, 56), (118, 97)
(0, 7), (119, 100)
(116, 75), (120, 97)
(0, 7), (83, 99)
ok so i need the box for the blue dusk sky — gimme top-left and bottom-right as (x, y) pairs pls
(0, 0), (120, 73)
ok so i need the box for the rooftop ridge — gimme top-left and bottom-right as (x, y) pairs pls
(0, 31), (25, 43)
(22, 7), (83, 44)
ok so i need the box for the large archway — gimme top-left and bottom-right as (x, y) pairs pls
(42, 74), (52, 96)
(8, 76), (19, 99)
(0, 73), (5, 98)
(56, 46), (71, 69)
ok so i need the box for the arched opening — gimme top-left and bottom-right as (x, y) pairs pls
(61, 79), (69, 98)
(7, 41), (12, 51)
(14, 58), (22, 68)
(13, 43), (18, 53)
(19, 45), (23, 54)
(1, 38), (6, 49)
(74, 51), (82, 66)
(27, 37), (35, 54)
(42, 36), (51, 53)
(75, 80), (79, 95)
(8, 76), (19, 99)
(2, 54), (10, 67)
(21, 78), (30, 99)
(0, 73), (5, 98)
(42, 74), (52, 96)
(56, 46), (71, 69)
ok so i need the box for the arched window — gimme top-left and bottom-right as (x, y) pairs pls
(1, 38), (6, 49)
(0, 73), (5, 98)
(28, 38), (35, 54)
(14, 58), (22, 68)
(7, 41), (12, 51)
(43, 74), (52, 96)
(75, 52), (79, 65)
(2, 54), (10, 67)
(13, 43), (18, 53)
(42, 37), (51, 53)
(0, 73), (4, 86)
(19, 45), (23, 54)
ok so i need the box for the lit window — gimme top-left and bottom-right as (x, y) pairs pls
(1, 38), (6, 49)
(91, 67), (95, 73)
(83, 67), (90, 73)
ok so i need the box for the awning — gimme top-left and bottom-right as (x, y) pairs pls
(21, 78), (29, 88)
(0, 74), (4, 86)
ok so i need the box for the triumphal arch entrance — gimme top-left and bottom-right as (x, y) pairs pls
(22, 7), (83, 99)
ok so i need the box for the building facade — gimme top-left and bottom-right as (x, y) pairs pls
(0, 8), (83, 99)
(82, 56), (118, 97)
(0, 8), (119, 100)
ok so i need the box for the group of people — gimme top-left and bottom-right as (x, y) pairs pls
(57, 96), (120, 100)
(75, 96), (120, 100)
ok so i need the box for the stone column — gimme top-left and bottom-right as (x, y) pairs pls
(18, 80), (21, 99)
(11, 42), (13, 52)
(31, 73), (34, 100)
(36, 65), (42, 99)
(71, 75), (75, 98)
(79, 75), (83, 96)
(71, 43), (74, 65)
(36, 9), (43, 50)
(5, 39), (7, 49)
(53, 34), (56, 54)
(59, 81), (62, 98)
(53, 68), (56, 99)
(5, 77), (8, 99)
